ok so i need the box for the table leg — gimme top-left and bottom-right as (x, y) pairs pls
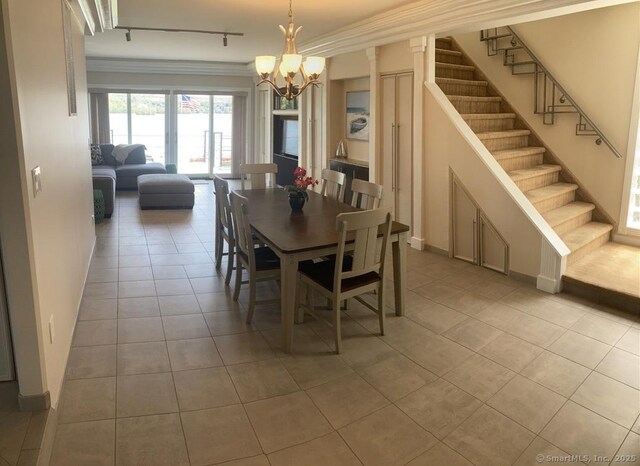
(280, 254), (298, 353)
(392, 232), (407, 316)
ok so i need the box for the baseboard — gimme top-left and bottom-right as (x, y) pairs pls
(509, 270), (536, 286)
(37, 407), (57, 466)
(410, 236), (425, 250)
(18, 391), (50, 411)
(536, 274), (562, 294)
(612, 232), (640, 247)
(424, 244), (449, 256)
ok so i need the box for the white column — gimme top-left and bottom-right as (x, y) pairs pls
(410, 36), (427, 250)
(366, 47), (379, 183)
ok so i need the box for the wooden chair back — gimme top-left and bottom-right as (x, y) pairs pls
(239, 163), (278, 190)
(320, 169), (346, 202)
(333, 208), (392, 291)
(213, 176), (233, 233)
(229, 192), (254, 264)
(350, 179), (383, 210)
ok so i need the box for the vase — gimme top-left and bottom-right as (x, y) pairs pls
(289, 194), (306, 211)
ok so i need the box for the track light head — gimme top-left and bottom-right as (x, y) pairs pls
(125, 29), (131, 42)
(223, 34), (228, 47)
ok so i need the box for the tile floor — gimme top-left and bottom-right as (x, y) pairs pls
(50, 183), (640, 466)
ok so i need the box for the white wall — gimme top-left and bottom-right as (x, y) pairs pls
(454, 2), (640, 225)
(2, 0), (94, 406)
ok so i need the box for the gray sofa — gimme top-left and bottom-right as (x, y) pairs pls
(91, 144), (167, 217)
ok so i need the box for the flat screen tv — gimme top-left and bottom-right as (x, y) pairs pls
(274, 117), (299, 158)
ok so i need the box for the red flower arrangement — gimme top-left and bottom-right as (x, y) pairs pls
(285, 167), (319, 201)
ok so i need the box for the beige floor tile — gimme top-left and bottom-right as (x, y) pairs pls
(155, 278), (194, 296)
(90, 255), (118, 269)
(115, 414), (189, 466)
(520, 351), (590, 397)
(267, 432), (361, 466)
(541, 401), (628, 459)
(118, 266), (153, 282)
(152, 265), (187, 280)
(280, 352), (354, 389)
(0, 411), (31, 465)
(468, 279), (517, 300)
(217, 456), (270, 466)
(158, 294), (201, 316)
(173, 367), (239, 411)
(190, 277), (226, 294)
(204, 311), (253, 336)
(21, 410), (48, 450)
(476, 302), (528, 331)
(176, 243), (206, 253)
(413, 282), (465, 303)
(226, 359), (299, 403)
(408, 302), (468, 334)
(86, 267), (118, 283)
(184, 263), (218, 278)
(118, 280), (157, 298)
(72, 320), (117, 347)
(487, 375), (566, 433)
(444, 405), (535, 466)
(214, 332), (275, 365)
(58, 377), (115, 424)
(501, 289), (586, 328)
(118, 317), (165, 343)
(119, 254), (151, 268)
(148, 244), (179, 255)
(49, 419), (115, 466)
(84, 282), (118, 299)
(166, 337), (223, 371)
(117, 341), (171, 375)
(357, 351), (437, 402)
(616, 432), (640, 466)
(407, 442), (473, 466)
(197, 291), (240, 312)
(306, 374), (389, 429)
(444, 354), (515, 401)
(119, 244), (149, 256)
(616, 327), (640, 356)
(116, 373), (178, 417)
(244, 391), (332, 453)
(79, 298), (118, 321)
(66, 345), (117, 380)
(513, 437), (578, 466)
(181, 405), (261, 466)
(117, 297), (160, 318)
(437, 290), (495, 316)
(17, 449), (39, 466)
(397, 378), (482, 440)
(571, 372), (640, 428)
(596, 347), (640, 389)
(479, 333), (543, 372)
(443, 318), (503, 351)
(570, 313), (630, 345)
(633, 416), (640, 434)
(339, 404), (436, 466)
(162, 314), (210, 340)
(548, 331), (612, 369)
(505, 313), (565, 348)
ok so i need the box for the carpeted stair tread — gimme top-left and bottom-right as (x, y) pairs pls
(476, 129), (530, 140)
(435, 48), (462, 57)
(524, 183), (578, 203)
(435, 62), (475, 71)
(560, 222), (613, 252)
(447, 95), (501, 102)
(492, 147), (546, 160)
(508, 164), (561, 181)
(542, 202), (595, 227)
(436, 77), (487, 87)
(461, 112), (515, 121)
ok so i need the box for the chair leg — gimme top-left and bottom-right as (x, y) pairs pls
(233, 256), (242, 302)
(214, 230), (223, 270)
(304, 285), (314, 323)
(225, 242), (234, 286)
(246, 270), (256, 324)
(378, 284), (385, 336)
(295, 281), (305, 324)
(332, 296), (342, 354)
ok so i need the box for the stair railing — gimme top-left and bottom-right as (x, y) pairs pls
(480, 26), (622, 158)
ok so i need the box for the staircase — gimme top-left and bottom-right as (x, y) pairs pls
(434, 37), (639, 310)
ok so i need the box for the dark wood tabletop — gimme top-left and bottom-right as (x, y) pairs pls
(234, 188), (410, 254)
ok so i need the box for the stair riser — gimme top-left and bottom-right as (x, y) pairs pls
(450, 100), (501, 114)
(439, 82), (488, 97)
(466, 118), (514, 132)
(435, 39), (453, 50)
(552, 211), (594, 236)
(435, 51), (463, 65)
(436, 66), (475, 80)
(514, 172), (559, 191)
(568, 231), (611, 265)
(497, 153), (544, 171)
(481, 135), (529, 151)
(532, 191), (577, 214)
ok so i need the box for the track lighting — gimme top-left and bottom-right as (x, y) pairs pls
(223, 34), (228, 47)
(125, 29), (131, 42)
(115, 26), (243, 45)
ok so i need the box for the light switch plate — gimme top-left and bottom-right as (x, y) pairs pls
(31, 166), (42, 197)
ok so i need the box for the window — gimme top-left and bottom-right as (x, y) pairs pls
(108, 93), (128, 145)
(626, 124), (640, 229)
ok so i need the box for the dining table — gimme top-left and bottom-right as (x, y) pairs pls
(234, 188), (410, 353)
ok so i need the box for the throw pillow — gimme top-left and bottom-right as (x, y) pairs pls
(90, 144), (104, 166)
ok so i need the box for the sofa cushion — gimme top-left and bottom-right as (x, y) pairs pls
(92, 166), (117, 179)
(99, 144), (117, 166)
(90, 144), (104, 166)
(124, 145), (147, 165)
(138, 174), (194, 195)
(115, 163), (166, 178)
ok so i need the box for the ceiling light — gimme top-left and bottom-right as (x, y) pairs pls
(125, 29), (131, 42)
(223, 34), (228, 47)
(255, 0), (325, 100)
(115, 26), (243, 45)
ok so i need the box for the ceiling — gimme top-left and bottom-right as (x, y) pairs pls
(84, 0), (414, 63)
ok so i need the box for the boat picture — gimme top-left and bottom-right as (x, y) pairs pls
(350, 117), (368, 134)
(346, 91), (370, 141)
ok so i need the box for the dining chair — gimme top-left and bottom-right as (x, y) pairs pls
(239, 163), (278, 190)
(320, 168), (346, 202)
(229, 191), (281, 324)
(351, 179), (383, 210)
(297, 208), (392, 353)
(213, 176), (235, 285)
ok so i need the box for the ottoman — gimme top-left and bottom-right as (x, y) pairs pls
(138, 174), (195, 209)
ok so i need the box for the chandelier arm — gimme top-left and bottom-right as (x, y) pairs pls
(257, 78), (285, 98)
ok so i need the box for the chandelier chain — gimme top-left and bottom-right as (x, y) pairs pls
(288, 0), (293, 20)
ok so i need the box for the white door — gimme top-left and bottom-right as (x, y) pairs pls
(0, 251), (14, 381)
(381, 73), (413, 233)
(452, 179), (478, 264)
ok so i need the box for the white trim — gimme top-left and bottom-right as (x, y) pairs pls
(366, 47), (379, 183)
(612, 232), (640, 247)
(410, 36), (426, 251)
(86, 57), (254, 76)
(75, 0), (96, 35)
(410, 236), (425, 250)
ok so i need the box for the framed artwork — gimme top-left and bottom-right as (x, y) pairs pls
(62, 1), (77, 116)
(346, 91), (369, 141)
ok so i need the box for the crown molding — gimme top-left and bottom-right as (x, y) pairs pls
(298, 0), (631, 58)
(86, 57), (254, 76)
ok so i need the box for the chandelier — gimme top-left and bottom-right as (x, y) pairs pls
(255, 0), (325, 100)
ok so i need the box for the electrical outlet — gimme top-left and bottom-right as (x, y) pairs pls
(48, 315), (55, 344)
(32, 166), (42, 197)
